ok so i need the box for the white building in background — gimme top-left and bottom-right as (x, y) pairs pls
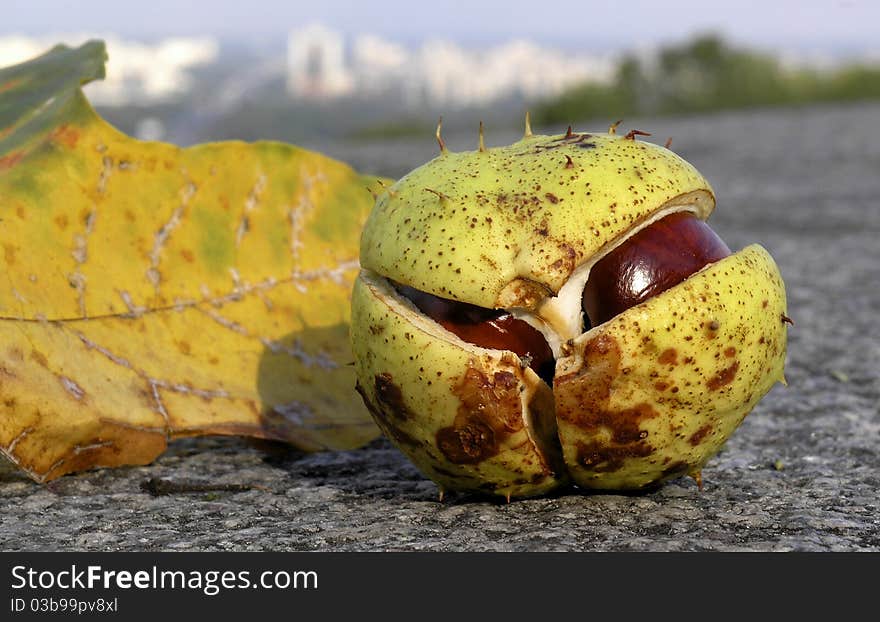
(286, 24), (354, 98)
(0, 34), (218, 106)
(408, 39), (617, 107)
(351, 34), (409, 97)
(1, 27), (618, 109)
(287, 24), (618, 107)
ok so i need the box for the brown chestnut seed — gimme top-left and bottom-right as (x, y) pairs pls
(582, 212), (731, 326)
(395, 284), (556, 384)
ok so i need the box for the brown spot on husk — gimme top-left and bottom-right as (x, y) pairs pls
(355, 381), (421, 448)
(550, 244), (577, 274)
(707, 362), (739, 391)
(436, 364), (524, 465)
(658, 348), (677, 365)
(436, 419), (497, 465)
(555, 334), (658, 472)
(495, 277), (552, 310)
(704, 320), (720, 338)
(374, 372), (408, 420)
(689, 424), (712, 446)
(575, 440), (653, 473)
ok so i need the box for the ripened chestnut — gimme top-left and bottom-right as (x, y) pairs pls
(351, 121), (789, 499)
(582, 211), (731, 326)
(395, 284), (555, 384)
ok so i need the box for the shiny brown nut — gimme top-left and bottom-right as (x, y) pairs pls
(582, 211), (731, 326)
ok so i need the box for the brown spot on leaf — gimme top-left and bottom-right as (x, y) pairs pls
(658, 348), (677, 365)
(4, 244), (16, 266)
(30, 350), (48, 368)
(134, 383), (155, 410)
(0, 78), (22, 93)
(180, 249), (195, 263)
(177, 341), (191, 355)
(544, 192), (559, 204)
(724, 346), (736, 358)
(0, 151), (24, 170)
(50, 124), (80, 149)
(54, 214), (69, 230)
(707, 362), (740, 390)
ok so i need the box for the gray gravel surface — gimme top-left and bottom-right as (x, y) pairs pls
(2, 102), (878, 551)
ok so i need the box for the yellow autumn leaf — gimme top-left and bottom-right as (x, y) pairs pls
(0, 41), (383, 482)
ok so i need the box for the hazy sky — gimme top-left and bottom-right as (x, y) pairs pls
(5, 0), (875, 51)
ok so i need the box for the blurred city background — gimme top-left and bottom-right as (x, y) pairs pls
(3, 0), (878, 177)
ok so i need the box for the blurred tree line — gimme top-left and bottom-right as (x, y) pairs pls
(535, 35), (880, 123)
